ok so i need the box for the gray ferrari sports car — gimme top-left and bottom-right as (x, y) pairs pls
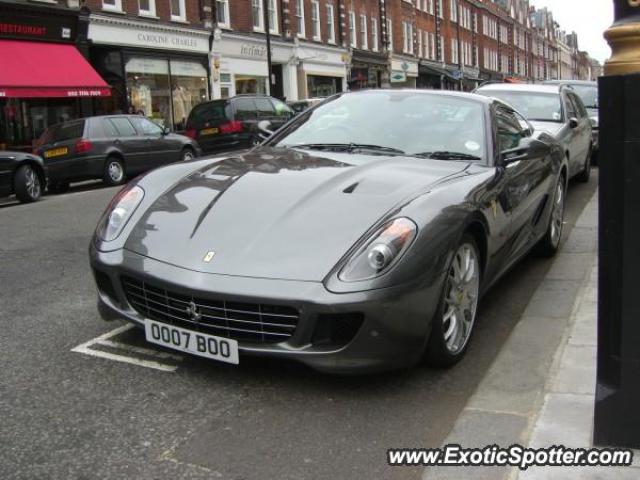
(90, 90), (568, 374)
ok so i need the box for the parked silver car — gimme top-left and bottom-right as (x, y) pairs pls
(474, 83), (592, 183)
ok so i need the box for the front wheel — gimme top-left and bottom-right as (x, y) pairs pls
(103, 157), (126, 186)
(535, 176), (566, 257)
(14, 164), (42, 203)
(180, 148), (195, 162)
(425, 234), (481, 367)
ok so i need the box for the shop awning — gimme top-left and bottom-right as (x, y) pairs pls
(419, 63), (456, 80)
(0, 40), (111, 98)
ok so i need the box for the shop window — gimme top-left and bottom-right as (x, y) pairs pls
(102, 0), (123, 12)
(307, 75), (340, 98)
(139, 0), (156, 17)
(126, 57), (172, 128)
(235, 75), (267, 95)
(220, 73), (232, 99)
(171, 0), (186, 21)
(170, 60), (208, 130)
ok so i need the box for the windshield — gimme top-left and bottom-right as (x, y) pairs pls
(271, 91), (486, 160)
(570, 85), (598, 109)
(482, 91), (563, 123)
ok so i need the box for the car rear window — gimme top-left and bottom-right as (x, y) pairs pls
(187, 101), (232, 128)
(47, 121), (85, 143)
(234, 98), (258, 121)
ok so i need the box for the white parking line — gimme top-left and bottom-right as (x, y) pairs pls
(71, 324), (181, 372)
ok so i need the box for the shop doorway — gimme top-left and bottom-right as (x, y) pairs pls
(271, 64), (284, 100)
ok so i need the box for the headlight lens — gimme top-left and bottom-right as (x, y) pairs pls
(590, 116), (599, 129)
(96, 185), (144, 241)
(339, 218), (417, 282)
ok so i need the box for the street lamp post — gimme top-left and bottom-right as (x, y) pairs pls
(594, 0), (640, 449)
(263, 0), (274, 96)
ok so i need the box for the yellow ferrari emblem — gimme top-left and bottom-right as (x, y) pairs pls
(203, 251), (216, 263)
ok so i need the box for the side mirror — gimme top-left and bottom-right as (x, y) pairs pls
(501, 137), (550, 165)
(569, 117), (579, 129)
(257, 120), (274, 140)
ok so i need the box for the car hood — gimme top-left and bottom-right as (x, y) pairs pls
(529, 121), (564, 137)
(125, 148), (470, 281)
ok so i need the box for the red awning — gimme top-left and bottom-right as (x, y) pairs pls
(0, 40), (111, 98)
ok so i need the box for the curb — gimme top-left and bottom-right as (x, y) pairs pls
(422, 191), (599, 480)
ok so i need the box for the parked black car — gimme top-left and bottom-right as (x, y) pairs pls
(0, 151), (47, 203)
(36, 115), (200, 192)
(475, 83), (593, 183)
(184, 94), (295, 154)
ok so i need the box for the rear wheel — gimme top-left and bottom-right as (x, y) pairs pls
(14, 164), (42, 203)
(425, 234), (481, 367)
(180, 148), (195, 162)
(103, 157), (126, 186)
(535, 175), (566, 257)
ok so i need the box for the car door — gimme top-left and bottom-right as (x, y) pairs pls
(39, 120), (86, 182)
(0, 153), (14, 196)
(568, 92), (592, 169)
(562, 92), (583, 174)
(495, 106), (553, 261)
(105, 117), (147, 175)
(254, 97), (278, 127)
(129, 116), (177, 165)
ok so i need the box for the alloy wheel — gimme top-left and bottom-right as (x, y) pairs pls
(442, 243), (480, 355)
(108, 161), (124, 183)
(24, 166), (40, 199)
(182, 150), (194, 161)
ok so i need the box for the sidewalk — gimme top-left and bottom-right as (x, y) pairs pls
(423, 190), (639, 479)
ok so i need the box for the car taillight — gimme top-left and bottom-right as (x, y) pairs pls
(75, 139), (92, 154)
(184, 128), (197, 139)
(219, 120), (243, 134)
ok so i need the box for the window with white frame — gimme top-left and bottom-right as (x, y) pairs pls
(312, 1), (321, 40)
(428, 0), (434, 15)
(102, 0), (122, 12)
(438, 34), (444, 60)
(268, 0), (278, 33)
(386, 18), (393, 52)
(296, 0), (305, 37)
(217, 0), (230, 27)
(418, 28), (423, 57)
(138, 0), (156, 17)
(437, 0), (443, 18)
(371, 17), (378, 51)
(402, 21), (413, 54)
(253, 0), (279, 33)
(451, 38), (459, 64)
(327, 4), (336, 43)
(450, 0), (458, 22)
(360, 14), (368, 49)
(170, 0), (186, 21)
(349, 11), (357, 47)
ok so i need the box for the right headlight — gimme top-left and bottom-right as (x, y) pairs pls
(339, 218), (417, 282)
(96, 184), (144, 242)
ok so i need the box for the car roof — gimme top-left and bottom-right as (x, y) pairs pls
(475, 83), (562, 94)
(342, 88), (496, 105)
(543, 80), (597, 86)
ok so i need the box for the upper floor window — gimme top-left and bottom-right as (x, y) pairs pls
(402, 21), (413, 54)
(102, 0), (123, 12)
(138, 0), (156, 16)
(371, 17), (378, 51)
(360, 14), (368, 49)
(171, 0), (186, 21)
(349, 11), (357, 48)
(386, 18), (393, 52)
(296, 0), (305, 38)
(253, 0), (279, 33)
(217, 0), (230, 27)
(326, 4), (336, 43)
(450, 0), (458, 23)
(311, 1), (321, 40)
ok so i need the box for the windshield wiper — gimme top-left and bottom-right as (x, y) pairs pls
(287, 143), (405, 155)
(412, 151), (482, 161)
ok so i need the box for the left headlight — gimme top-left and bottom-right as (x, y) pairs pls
(590, 116), (599, 129)
(339, 217), (417, 282)
(96, 185), (145, 242)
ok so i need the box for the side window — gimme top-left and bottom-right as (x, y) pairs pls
(564, 94), (577, 119)
(496, 108), (526, 151)
(271, 98), (294, 117)
(108, 117), (138, 137)
(513, 111), (531, 137)
(53, 121), (85, 142)
(255, 98), (275, 117)
(570, 94), (587, 119)
(130, 117), (163, 136)
(234, 98), (257, 121)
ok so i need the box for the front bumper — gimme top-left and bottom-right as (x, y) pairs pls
(89, 245), (443, 374)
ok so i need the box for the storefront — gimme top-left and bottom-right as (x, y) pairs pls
(88, 15), (211, 131)
(295, 43), (348, 100)
(212, 33), (296, 101)
(0, 4), (109, 151)
(390, 57), (418, 89)
(417, 62), (454, 90)
(348, 50), (389, 91)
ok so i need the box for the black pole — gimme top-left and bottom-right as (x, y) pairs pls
(263, 0), (274, 96)
(593, 0), (640, 449)
(457, 1), (462, 90)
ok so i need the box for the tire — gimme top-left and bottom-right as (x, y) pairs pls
(535, 175), (566, 257)
(576, 147), (592, 183)
(425, 234), (481, 367)
(180, 148), (195, 162)
(103, 157), (126, 186)
(14, 164), (42, 203)
(48, 181), (69, 194)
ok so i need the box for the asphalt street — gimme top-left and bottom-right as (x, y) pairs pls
(0, 170), (598, 480)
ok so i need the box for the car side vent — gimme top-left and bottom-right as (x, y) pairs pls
(343, 182), (359, 194)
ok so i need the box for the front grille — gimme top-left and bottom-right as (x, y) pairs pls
(122, 276), (299, 344)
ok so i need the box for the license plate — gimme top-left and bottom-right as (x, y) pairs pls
(144, 319), (239, 365)
(200, 127), (219, 136)
(44, 147), (68, 158)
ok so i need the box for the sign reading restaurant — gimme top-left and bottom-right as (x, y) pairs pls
(0, 13), (76, 41)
